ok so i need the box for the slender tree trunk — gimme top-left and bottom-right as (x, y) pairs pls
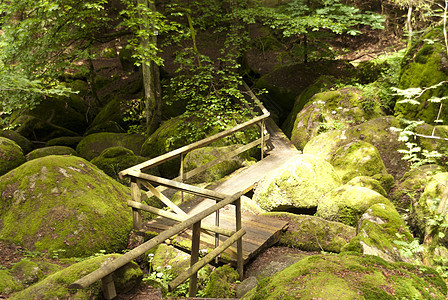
(406, 1), (413, 48)
(139, 0), (161, 135)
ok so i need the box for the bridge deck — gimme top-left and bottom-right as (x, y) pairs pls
(143, 118), (300, 265)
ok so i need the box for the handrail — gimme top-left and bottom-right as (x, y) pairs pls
(71, 84), (270, 299)
(69, 191), (245, 290)
(119, 112), (269, 177)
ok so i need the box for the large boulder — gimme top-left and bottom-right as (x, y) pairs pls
(290, 87), (384, 150)
(253, 154), (341, 212)
(316, 185), (392, 226)
(25, 146), (78, 161)
(0, 138), (26, 176)
(303, 116), (409, 179)
(9, 254), (142, 300)
(45, 136), (84, 149)
(26, 96), (88, 135)
(389, 164), (445, 212)
(343, 203), (417, 264)
(203, 265), (239, 298)
(0, 155), (133, 257)
(13, 115), (79, 142)
(76, 132), (145, 161)
(0, 130), (34, 154)
(411, 172), (448, 245)
(267, 212), (355, 253)
(242, 253), (447, 299)
(329, 141), (388, 183)
(90, 147), (150, 182)
(183, 145), (255, 184)
(395, 26), (448, 124)
(345, 176), (387, 197)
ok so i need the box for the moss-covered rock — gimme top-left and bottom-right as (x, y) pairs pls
(9, 254), (142, 300)
(90, 146), (151, 181)
(389, 164), (445, 212)
(0, 269), (22, 295)
(84, 120), (126, 136)
(330, 141), (388, 183)
(290, 87), (384, 150)
(282, 75), (339, 137)
(88, 97), (127, 130)
(141, 114), (258, 178)
(0, 155), (132, 257)
(242, 253), (447, 299)
(203, 265), (239, 298)
(345, 176), (387, 197)
(26, 96), (88, 135)
(45, 136), (84, 149)
(76, 132), (145, 161)
(0, 137), (26, 176)
(184, 145), (255, 184)
(342, 203), (417, 264)
(14, 114), (79, 142)
(267, 212), (355, 252)
(303, 116), (409, 180)
(0, 130), (34, 154)
(396, 26), (448, 124)
(414, 123), (448, 155)
(26, 146), (78, 161)
(411, 172), (448, 245)
(146, 244), (191, 277)
(253, 154), (341, 212)
(316, 185), (392, 226)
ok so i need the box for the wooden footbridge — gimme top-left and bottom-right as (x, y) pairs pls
(69, 84), (300, 298)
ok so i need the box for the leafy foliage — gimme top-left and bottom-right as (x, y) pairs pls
(239, 0), (385, 61)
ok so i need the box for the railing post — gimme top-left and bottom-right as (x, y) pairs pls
(180, 153), (185, 203)
(235, 197), (243, 280)
(215, 208), (220, 264)
(261, 119), (265, 160)
(101, 273), (116, 300)
(189, 221), (201, 297)
(130, 178), (142, 230)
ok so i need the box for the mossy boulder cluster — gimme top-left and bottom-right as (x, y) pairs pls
(0, 155), (133, 257)
(0, 137), (26, 176)
(242, 253), (446, 299)
(8, 255), (142, 300)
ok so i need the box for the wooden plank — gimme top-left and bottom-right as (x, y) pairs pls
(138, 180), (187, 217)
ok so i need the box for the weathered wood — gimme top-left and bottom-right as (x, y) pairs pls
(130, 179), (142, 230)
(169, 228), (246, 291)
(235, 197), (243, 279)
(189, 221), (201, 297)
(101, 274), (116, 300)
(69, 192), (243, 290)
(119, 114), (269, 178)
(127, 171), (229, 201)
(138, 179), (187, 217)
(127, 200), (235, 236)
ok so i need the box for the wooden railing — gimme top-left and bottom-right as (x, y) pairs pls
(69, 84), (270, 299)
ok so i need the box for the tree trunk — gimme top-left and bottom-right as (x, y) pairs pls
(139, 0), (161, 135)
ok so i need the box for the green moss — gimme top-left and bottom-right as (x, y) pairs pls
(76, 132), (145, 161)
(90, 146), (150, 182)
(0, 137), (26, 176)
(396, 27), (448, 124)
(0, 155), (132, 258)
(242, 253), (446, 300)
(330, 141), (387, 183)
(45, 136), (83, 149)
(346, 176), (387, 197)
(254, 154), (341, 212)
(317, 186), (391, 226)
(0, 270), (22, 295)
(203, 265), (238, 298)
(9, 254), (142, 300)
(267, 212), (355, 252)
(0, 130), (34, 154)
(26, 146), (77, 161)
